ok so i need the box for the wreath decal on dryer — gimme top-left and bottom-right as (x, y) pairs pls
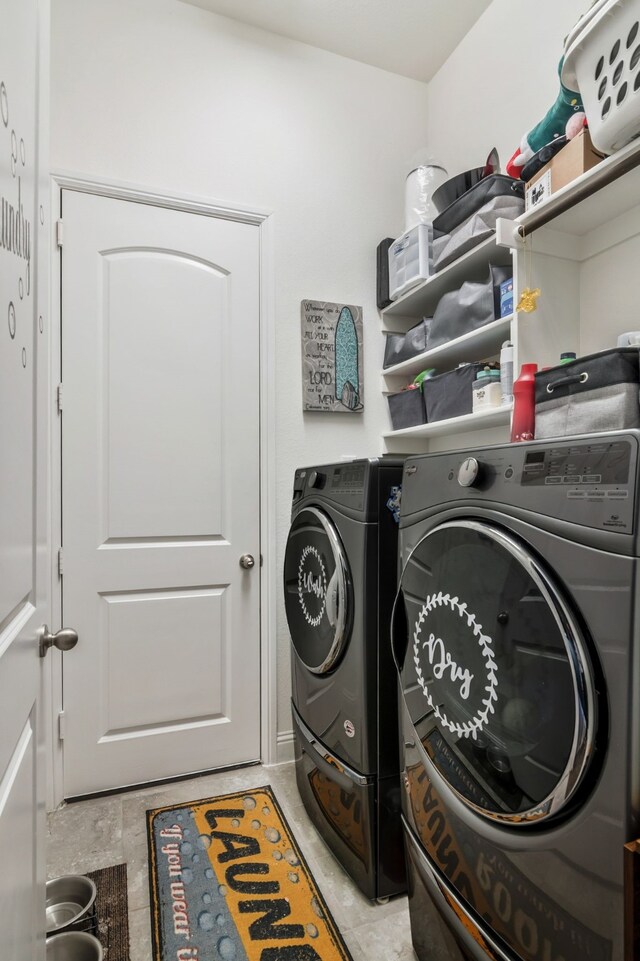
(413, 592), (498, 740)
(297, 545), (328, 628)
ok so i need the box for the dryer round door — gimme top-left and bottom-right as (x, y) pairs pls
(394, 520), (597, 825)
(284, 506), (353, 674)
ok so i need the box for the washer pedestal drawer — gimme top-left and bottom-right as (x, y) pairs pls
(292, 707), (405, 901)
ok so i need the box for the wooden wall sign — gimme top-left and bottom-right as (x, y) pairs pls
(301, 300), (364, 413)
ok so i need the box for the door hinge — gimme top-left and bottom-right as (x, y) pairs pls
(57, 383), (63, 413)
(56, 219), (63, 248)
(58, 710), (66, 741)
(57, 548), (64, 576)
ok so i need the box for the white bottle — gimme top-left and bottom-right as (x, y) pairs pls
(500, 341), (514, 405)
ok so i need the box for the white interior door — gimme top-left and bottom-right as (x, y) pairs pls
(0, 0), (48, 955)
(61, 191), (261, 797)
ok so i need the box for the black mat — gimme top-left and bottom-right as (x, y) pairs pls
(87, 864), (130, 960)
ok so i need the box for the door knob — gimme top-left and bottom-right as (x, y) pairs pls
(239, 554), (255, 569)
(39, 625), (79, 658)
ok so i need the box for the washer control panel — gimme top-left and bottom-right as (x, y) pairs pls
(292, 462), (366, 511)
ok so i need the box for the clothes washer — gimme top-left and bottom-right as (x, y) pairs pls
(283, 458), (406, 900)
(392, 432), (640, 961)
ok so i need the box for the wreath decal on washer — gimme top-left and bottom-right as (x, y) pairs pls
(297, 545), (328, 628)
(413, 592), (498, 740)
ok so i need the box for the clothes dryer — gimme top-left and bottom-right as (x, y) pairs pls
(284, 458), (405, 900)
(392, 432), (640, 961)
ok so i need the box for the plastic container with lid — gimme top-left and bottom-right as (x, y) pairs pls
(405, 163), (448, 230)
(559, 352), (577, 365)
(473, 366), (502, 412)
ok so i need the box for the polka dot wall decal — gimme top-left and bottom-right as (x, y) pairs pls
(0, 82), (7, 126)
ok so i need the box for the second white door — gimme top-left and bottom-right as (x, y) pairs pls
(61, 190), (261, 797)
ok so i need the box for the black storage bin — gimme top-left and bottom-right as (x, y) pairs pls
(427, 265), (512, 351)
(432, 175), (525, 271)
(423, 363), (483, 423)
(387, 388), (426, 430)
(534, 347), (640, 439)
(383, 318), (431, 369)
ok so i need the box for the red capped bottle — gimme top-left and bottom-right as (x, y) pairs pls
(510, 363), (538, 442)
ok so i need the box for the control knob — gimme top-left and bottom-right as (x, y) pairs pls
(458, 457), (481, 488)
(308, 470), (326, 489)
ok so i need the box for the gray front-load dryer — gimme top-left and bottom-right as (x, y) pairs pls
(392, 432), (640, 961)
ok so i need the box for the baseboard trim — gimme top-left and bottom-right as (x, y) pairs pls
(275, 729), (295, 763)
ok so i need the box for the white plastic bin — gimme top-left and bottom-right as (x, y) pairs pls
(563, 0), (640, 154)
(388, 224), (432, 301)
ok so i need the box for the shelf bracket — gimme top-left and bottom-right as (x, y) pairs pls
(495, 217), (521, 250)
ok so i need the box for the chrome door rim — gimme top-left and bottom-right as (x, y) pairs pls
(290, 506), (351, 675)
(398, 518), (597, 825)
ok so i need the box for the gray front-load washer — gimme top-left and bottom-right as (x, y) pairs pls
(283, 458), (406, 901)
(392, 432), (640, 961)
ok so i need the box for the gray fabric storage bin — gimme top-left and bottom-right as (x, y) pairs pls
(387, 388), (426, 429)
(433, 196), (524, 271)
(423, 363), (483, 423)
(383, 318), (431, 369)
(534, 348), (640, 439)
(427, 265), (512, 351)
(432, 176), (525, 272)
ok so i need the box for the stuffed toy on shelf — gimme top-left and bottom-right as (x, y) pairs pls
(506, 56), (585, 179)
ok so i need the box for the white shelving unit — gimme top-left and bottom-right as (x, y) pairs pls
(382, 315), (512, 389)
(383, 405), (513, 452)
(381, 233), (517, 452)
(380, 138), (640, 454)
(382, 235), (512, 324)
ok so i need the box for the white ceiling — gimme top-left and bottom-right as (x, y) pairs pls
(180, 0), (493, 83)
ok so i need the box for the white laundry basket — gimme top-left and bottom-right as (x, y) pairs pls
(563, 0), (640, 153)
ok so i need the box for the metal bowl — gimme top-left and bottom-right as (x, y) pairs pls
(46, 931), (103, 961)
(431, 165), (487, 213)
(45, 875), (97, 936)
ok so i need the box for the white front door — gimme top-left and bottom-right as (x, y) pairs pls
(0, 0), (48, 955)
(61, 190), (261, 797)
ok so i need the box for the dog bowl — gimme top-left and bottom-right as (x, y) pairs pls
(46, 931), (103, 961)
(45, 876), (97, 936)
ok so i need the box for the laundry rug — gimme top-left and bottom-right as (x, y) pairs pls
(86, 864), (131, 960)
(147, 785), (353, 961)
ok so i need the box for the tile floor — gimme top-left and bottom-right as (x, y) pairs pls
(47, 761), (418, 961)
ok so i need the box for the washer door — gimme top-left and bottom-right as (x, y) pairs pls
(394, 520), (597, 824)
(284, 507), (353, 674)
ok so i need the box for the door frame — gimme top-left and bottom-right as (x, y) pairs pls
(47, 173), (277, 809)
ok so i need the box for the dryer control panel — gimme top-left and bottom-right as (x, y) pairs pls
(401, 433), (639, 535)
(520, 440), (631, 489)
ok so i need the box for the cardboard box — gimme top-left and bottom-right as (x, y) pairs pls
(525, 129), (605, 211)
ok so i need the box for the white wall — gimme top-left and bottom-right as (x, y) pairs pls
(50, 0), (430, 748)
(425, 0), (588, 176)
